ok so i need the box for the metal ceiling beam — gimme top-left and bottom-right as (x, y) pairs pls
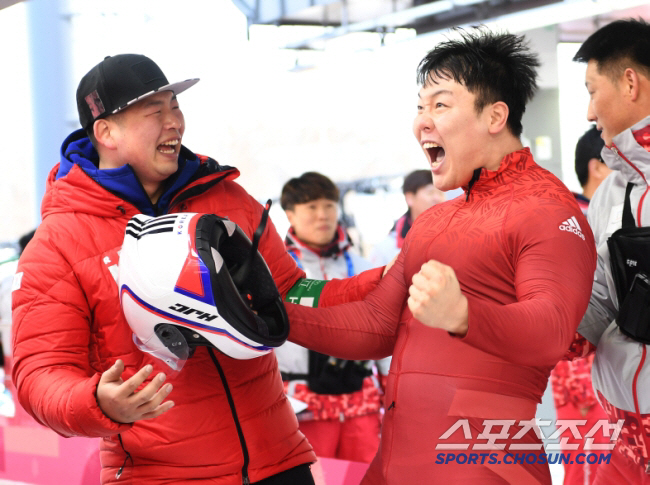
(235, 0), (649, 52)
(282, 0), (486, 49)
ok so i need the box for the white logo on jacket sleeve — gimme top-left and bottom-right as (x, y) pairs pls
(103, 253), (119, 284)
(11, 272), (23, 292)
(559, 216), (586, 240)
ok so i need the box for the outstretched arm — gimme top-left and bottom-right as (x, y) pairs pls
(286, 253), (406, 360)
(253, 195), (384, 305)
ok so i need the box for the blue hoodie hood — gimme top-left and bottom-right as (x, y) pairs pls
(58, 129), (200, 216)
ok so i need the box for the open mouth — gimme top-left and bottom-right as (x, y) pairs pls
(423, 142), (445, 169)
(158, 139), (179, 154)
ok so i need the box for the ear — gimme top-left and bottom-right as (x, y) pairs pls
(588, 158), (610, 181)
(587, 158), (601, 180)
(622, 67), (640, 101)
(404, 192), (415, 209)
(93, 118), (119, 150)
(487, 101), (509, 135)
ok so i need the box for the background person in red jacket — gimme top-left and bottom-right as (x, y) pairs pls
(11, 54), (381, 485)
(284, 27), (597, 485)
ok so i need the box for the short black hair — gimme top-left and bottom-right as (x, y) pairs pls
(417, 26), (539, 137)
(575, 125), (605, 187)
(573, 19), (650, 80)
(280, 172), (340, 211)
(403, 169), (433, 194)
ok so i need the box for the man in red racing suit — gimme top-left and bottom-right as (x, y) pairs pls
(285, 28), (597, 485)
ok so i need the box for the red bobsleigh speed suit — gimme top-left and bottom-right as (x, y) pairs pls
(288, 148), (597, 485)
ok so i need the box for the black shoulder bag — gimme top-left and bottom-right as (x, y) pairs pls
(281, 352), (373, 395)
(607, 182), (650, 344)
(306, 351), (373, 395)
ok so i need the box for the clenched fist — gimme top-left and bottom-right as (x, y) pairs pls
(407, 260), (469, 335)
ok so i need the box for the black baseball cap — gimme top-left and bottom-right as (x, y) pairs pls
(76, 54), (199, 131)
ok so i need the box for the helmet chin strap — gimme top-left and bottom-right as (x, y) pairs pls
(231, 199), (272, 289)
(230, 199), (274, 338)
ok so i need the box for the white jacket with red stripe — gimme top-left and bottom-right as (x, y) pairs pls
(577, 115), (650, 472)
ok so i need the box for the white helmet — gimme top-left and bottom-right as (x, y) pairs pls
(118, 211), (289, 369)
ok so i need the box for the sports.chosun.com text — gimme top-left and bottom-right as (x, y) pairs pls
(435, 452), (611, 466)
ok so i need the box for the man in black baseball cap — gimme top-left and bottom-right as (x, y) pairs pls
(12, 53), (383, 484)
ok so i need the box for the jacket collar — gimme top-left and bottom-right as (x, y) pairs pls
(56, 129), (201, 216)
(43, 129), (238, 219)
(285, 224), (351, 260)
(462, 147), (535, 197)
(603, 115), (650, 186)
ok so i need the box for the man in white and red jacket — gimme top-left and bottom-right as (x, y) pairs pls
(276, 172), (387, 463)
(11, 54), (381, 485)
(569, 19), (650, 485)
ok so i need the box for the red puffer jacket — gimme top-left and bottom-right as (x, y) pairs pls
(12, 154), (381, 484)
